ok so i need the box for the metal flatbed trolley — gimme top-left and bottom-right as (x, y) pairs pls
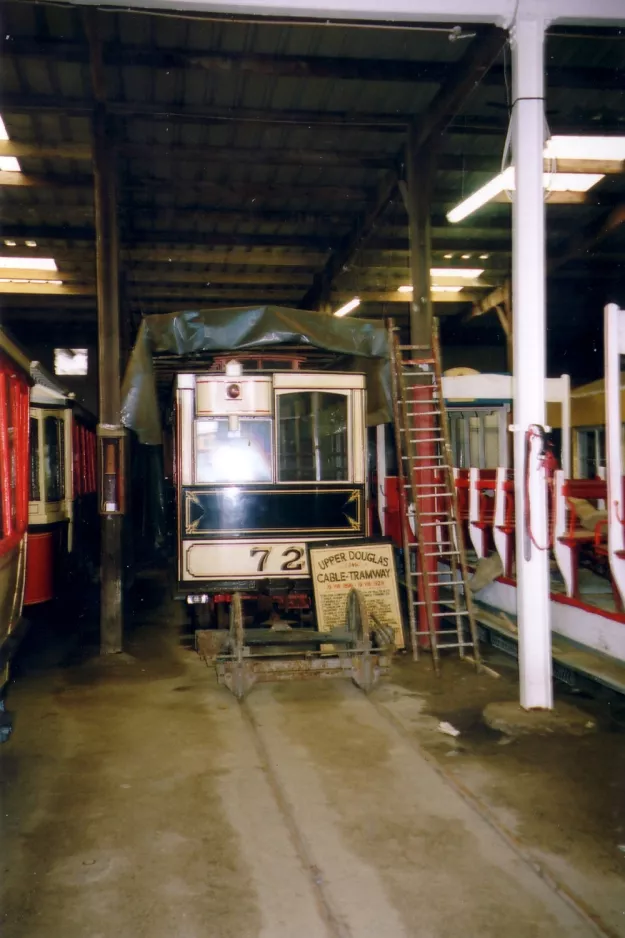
(172, 354), (394, 698)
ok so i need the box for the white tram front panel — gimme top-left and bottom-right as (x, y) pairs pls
(175, 368), (367, 589)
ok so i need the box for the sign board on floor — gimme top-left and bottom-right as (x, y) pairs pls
(308, 538), (404, 648)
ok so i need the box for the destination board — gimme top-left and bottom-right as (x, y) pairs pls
(308, 539), (404, 648)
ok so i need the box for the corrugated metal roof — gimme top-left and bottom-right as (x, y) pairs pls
(0, 1), (623, 364)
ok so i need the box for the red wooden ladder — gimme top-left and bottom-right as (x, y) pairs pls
(389, 321), (481, 674)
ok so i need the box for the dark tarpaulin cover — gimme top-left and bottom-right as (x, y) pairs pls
(121, 305), (392, 445)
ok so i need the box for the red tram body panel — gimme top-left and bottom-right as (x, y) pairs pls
(0, 329), (31, 687)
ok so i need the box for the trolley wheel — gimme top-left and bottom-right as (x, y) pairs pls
(229, 592), (244, 653)
(346, 588), (370, 647)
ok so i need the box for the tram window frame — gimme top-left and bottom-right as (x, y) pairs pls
(29, 416), (40, 501)
(43, 415), (65, 502)
(275, 389), (351, 484)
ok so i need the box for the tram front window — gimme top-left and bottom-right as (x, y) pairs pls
(195, 418), (272, 483)
(278, 391), (349, 482)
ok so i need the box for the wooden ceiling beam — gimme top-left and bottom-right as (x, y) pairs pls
(0, 171), (374, 203)
(0, 225), (338, 251)
(0, 140), (498, 173)
(0, 94), (408, 130)
(4, 92), (623, 138)
(0, 139), (395, 169)
(4, 37), (623, 93)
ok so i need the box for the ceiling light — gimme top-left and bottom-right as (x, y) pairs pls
(432, 285), (463, 294)
(25, 240), (37, 248)
(545, 135), (625, 162)
(0, 277), (62, 286)
(0, 157), (20, 172)
(547, 173), (603, 192)
(444, 253), (454, 259)
(447, 168), (515, 223)
(479, 254), (489, 260)
(461, 254), (472, 260)
(430, 267), (483, 279)
(447, 166), (604, 223)
(0, 256), (57, 270)
(397, 285), (413, 293)
(333, 297), (360, 318)
(4, 240), (16, 247)
(0, 114), (21, 172)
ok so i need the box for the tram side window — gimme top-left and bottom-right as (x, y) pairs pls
(576, 427), (606, 478)
(195, 418), (272, 483)
(44, 416), (65, 501)
(449, 409), (502, 469)
(7, 383), (17, 528)
(29, 417), (40, 500)
(278, 391), (349, 482)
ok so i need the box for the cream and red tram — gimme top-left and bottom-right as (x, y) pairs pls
(25, 365), (97, 607)
(174, 357), (367, 615)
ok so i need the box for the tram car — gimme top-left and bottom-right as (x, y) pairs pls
(174, 357), (367, 619)
(0, 328), (31, 687)
(24, 364), (97, 606)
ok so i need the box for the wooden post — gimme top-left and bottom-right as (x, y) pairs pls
(405, 123), (434, 350)
(93, 105), (123, 655)
(86, 7), (124, 655)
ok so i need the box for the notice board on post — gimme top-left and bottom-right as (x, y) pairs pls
(308, 538), (404, 649)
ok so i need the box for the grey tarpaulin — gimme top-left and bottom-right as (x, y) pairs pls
(121, 305), (392, 445)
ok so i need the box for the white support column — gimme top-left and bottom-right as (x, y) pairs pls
(511, 13), (553, 710)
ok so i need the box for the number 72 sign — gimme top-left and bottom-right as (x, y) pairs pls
(185, 540), (308, 579)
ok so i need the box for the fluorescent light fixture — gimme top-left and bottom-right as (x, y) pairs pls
(447, 168), (514, 223)
(0, 256), (57, 270)
(25, 240), (37, 248)
(0, 157), (20, 172)
(547, 173), (603, 192)
(479, 254), (489, 260)
(333, 297), (360, 318)
(545, 135), (625, 162)
(399, 284), (464, 295)
(444, 253), (454, 259)
(447, 166), (603, 223)
(0, 114), (21, 172)
(430, 267), (483, 279)
(4, 240), (16, 247)
(0, 278), (62, 285)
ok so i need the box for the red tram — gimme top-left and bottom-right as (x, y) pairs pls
(25, 365), (97, 606)
(0, 329), (31, 689)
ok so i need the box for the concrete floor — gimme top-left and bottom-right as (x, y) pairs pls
(1, 572), (623, 938)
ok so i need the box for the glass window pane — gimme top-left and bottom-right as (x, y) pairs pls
(483, 412), (500, 468)
(468, 416), (480, 468)
(30, 417), (40, 500)
(44, 416), (64, 501)
(278, 391), (348, 482)
(195, 418), (272, 483)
